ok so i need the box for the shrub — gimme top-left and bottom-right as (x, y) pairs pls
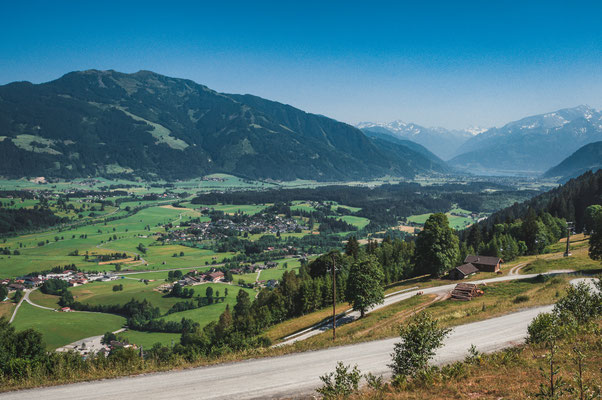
(513, 295), (530, 303)
(527, 312), (559, 344)
(389, 312), (451, 378)
(317, 362), (362, 399)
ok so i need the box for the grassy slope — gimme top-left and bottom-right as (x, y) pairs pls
(161, 284), (255, 328)
(0, 301), (15, 319)
(11, 302), (125, 350)
(352, 326), (601, 400)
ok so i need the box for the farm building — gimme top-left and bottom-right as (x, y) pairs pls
(464, 255), (502, 273)
(449, 263), (479, 280)
(205, 271), (224, 283)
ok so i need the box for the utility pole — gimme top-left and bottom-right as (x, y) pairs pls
(331, 254), (336, 341)
(564, 222), (573, 257)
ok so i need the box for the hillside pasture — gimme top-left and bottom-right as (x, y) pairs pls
(11, 302), (125, 350)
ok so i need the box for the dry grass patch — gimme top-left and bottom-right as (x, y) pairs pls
(352, 326), (601, 400)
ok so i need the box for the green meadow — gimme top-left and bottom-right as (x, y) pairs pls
(11, 302), (125, 350)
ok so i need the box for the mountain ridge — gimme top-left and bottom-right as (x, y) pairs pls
(0, 69), (448, 181)
(543, 141), (602, 182)
(449, 105), (602, 175)
(356, 120), (482, 160)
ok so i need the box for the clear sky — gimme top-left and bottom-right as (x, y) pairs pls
(1, 0), (601, 129)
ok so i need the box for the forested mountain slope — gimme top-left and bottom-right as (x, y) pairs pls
(0, 70), (448, 181)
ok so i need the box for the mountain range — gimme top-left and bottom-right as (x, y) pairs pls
(449, 105), (602, 175)
(360, 105), (602, 177)
(544, 141), (602, 182)
(2, 70), (600, 181)
(356, 121), (483, 160)
(0, 70), (448, 181)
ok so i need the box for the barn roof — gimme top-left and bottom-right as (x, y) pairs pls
(464, 255), (502, 266)
(455, 263), (479, 276)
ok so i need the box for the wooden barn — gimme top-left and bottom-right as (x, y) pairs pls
(464, 255), (502, 273)
(449, 263), (479, 280)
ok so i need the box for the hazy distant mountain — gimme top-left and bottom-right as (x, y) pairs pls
(0, 70), (449, 181)
(362, 129), (448, 167)
(356, 120), (483, 160)
(543, 141), (602, 181)
(449, 105), (602, 176)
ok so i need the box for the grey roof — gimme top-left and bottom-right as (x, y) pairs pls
(455, 263), (479, 276)
(464, 255), (502, 266)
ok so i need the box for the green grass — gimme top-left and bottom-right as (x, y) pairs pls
(11, 302), (125, 350)
(118, 330), (181, 348)
(258, 259), (301, 281)
(28, 290), (61, 309)
(340, 215), (370, 229)
(69, 279), (183, 314)
(189, 203), (268, 215)
(161, 284), (254, 327)
(407, 209), (477, 230)
(290, 201), (318, 213)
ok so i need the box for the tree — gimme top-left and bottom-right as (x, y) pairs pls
(171, 283), (183, 298)
(584, 204), (602, 234)
(389, 312), (451, 378)
(58, 290), (74, 307)
(13, 289), (23, 304)
(344, 236), (360, 259)
(586, 205), (602, 261)
(101, 332), (117, 345)
(0, 285), (7, 300)
(345, 255), (384, 318)
(413, 213), (459, 277)
(205, 286), (214, 304)
(317, 362), (362, 399)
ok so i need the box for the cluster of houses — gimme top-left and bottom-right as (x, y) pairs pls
(1, 270), (120, 292)
(160, 214), (307, 243)
(449, 255), (503, 280)
(176, 270), (225, 286)
(229, 261), (278, 275)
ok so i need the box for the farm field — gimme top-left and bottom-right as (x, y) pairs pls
(258, 259), (302, 281)
(182, 202), (268, 215)
(340, 215), (370, 229)
(11, 302), (126, 350)
(69, 279), (184, 314)
(406, 207), (482, 230)
(161, 284), (255, 328)
(0, 301), (15, 319)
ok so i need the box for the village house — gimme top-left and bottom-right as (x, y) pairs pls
(8, 283), (25, 292)
(205, 271), (224, 283)
(463, 255), (503, 273)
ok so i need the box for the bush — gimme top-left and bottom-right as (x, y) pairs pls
(527, 312), (559, 344)
(317, 362), (362, 399)
(553, 280), (601, 324)
(389, 312), (451, 378)
(513, 295), (530, 303)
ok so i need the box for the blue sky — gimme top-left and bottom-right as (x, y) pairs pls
(1, 0), (601, 129)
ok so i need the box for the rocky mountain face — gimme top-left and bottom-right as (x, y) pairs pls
(449, 105), (602, 175)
